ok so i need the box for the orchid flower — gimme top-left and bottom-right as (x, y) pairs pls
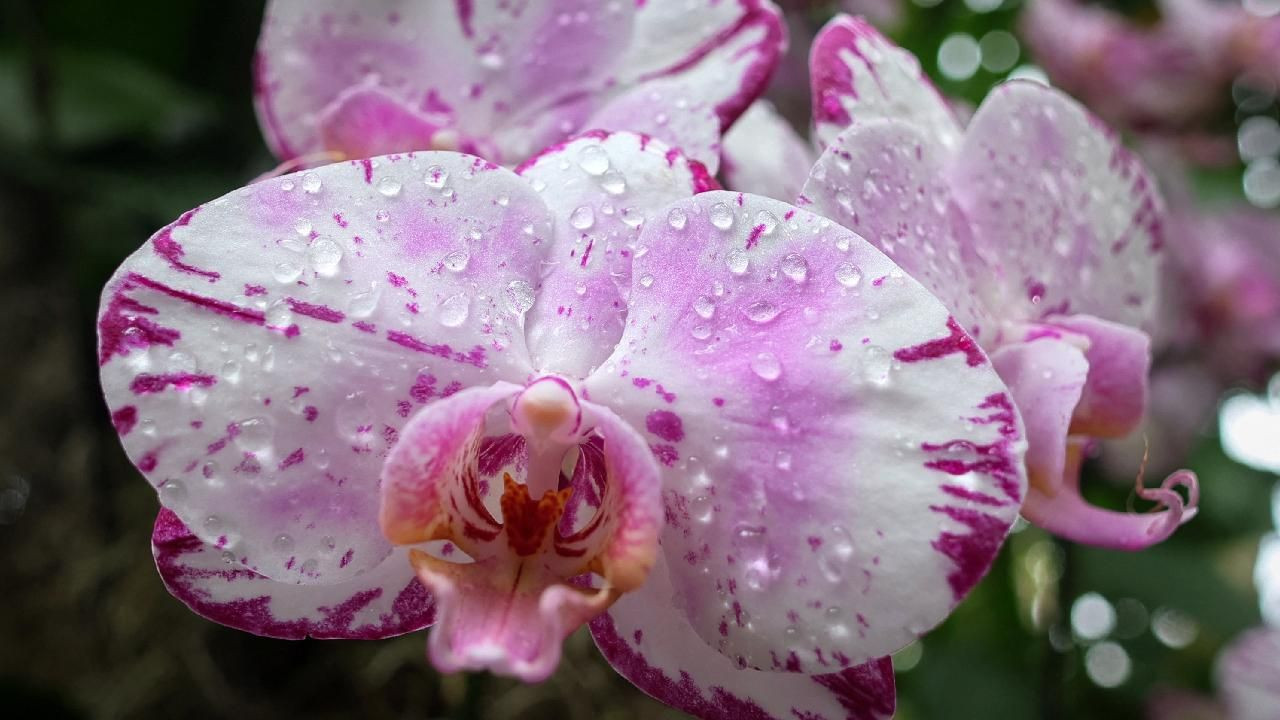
(99, 125), (1030, 718)
(253, 0), (786, 174)
(1021, 0), (1280, 138)
(726, 15), (1199, 550)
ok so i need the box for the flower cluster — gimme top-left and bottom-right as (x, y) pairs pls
(97, 2), (1203, 717)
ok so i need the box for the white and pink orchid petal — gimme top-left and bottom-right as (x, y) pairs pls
(255, 0), (635, 163)
(809, 15), (962, 152)
(585, 192), (1027, 671)
(721, 100), (815, 202)
(516, 131), (716, 379)
(99, 153), (549, 583)
(992, 338), (1197, 550)
(1050, 314), (1151, 438)
(586, 79), (724, 172)
(153, 508), (433, 639)
(801, 119), (997, 342)
(316, 85), (457, 162)
(621, 0), (786, 131)
(591, 554), (896, 720)
(1217, 627), (1280, 720)
(380, 381), (661, 681)
(948, 81), (1164, 332)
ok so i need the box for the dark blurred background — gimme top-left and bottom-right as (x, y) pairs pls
(0, 1), (1274, 718)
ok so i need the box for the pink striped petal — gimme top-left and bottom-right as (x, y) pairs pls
(516, 131), (715, 379)
(255, 0), (635, 163)
(153, 508), (433, 640)
(586, 79), (723, 172)
(800, 119), (997, 343)
(948, 81), (1163, 333)
(809, 15), (961, 151)
(622, 0), (786, 131)
(584, 192), (1027, 671)
(722, 101), (815, 202)
(1217, 627), (1280, 720)
(99, 153), (548, 583)
(592, 555), (896, 720)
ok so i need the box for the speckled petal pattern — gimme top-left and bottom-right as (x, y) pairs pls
(585, 192), (1027, 671)
(153, 508), (434, 639)
(517, 130), (716, 379)
(948, 81), (1163, 333)
(809, 15), (961, 152)
(592, 555), (896, 720)
(99, 153), (548, 583)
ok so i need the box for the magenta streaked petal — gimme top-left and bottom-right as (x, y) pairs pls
(801, 119), (996, 343)
(948, 81), (1163, 332)
(1050, 314), (1151, 438)
(809, 15), (961, 151)
(591, 554), (896, 720)
(721, 100), (815, 202)
(255, 0), (635, 163)
(586, 79), (723, 172)
(993, 338), (1197, 550)
(584, 192), (1027, 671)
(98, 153), (549, 583)
(153, 508), (433, 640)
(623, 0), (786, 130)
(1217, 627), (1280, 720)
(518, 131), (713, 379)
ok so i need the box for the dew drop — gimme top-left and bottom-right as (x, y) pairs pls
(638, 273), (654, 288)
(505, 280), (535, 314)
(600, 170), (626, 195)
(301, 558), (319, 575)
(693, 295), (716, 319)
(774, 450), (792, 471)
(294, 218), (313, 236)
(335, 393), (375, 444)
(376, 177), (402, 197)
(443, 250), (470, 272)
(754, 210), (779, 235)
(709, 202), (735, 230)
(346, 287), (380, 318)
(780, 253), (808, 282)
(690, 495), (714, 523)
(726, 249), (749, 275)
(862, 345), (892, 385)
(302, 173), (323, 194)
(818, 526), (855, 582)
(569, 205), (595, 230)
(750, 352), (782, 381)
(439, 293), (470, 327)
(691, 323), (713, 340)
(424, 165), (449, 189)
(667, 207), (688, 230)
(273, 534), (295, 553)
(577, 144), (610, 176)
(308, 239), (343, 275)
(159, 479), (186, 504)
(744, 300), (780, 324)
(234, 416), (275, 452)
(265, 299), (293, 327)
(835, 262), (863, 287)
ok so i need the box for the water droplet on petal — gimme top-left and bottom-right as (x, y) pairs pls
(424, 165), (449, 189)
(273, 534), (294, 553)
(308, 239), (343, 275)
(744, 300), (780, 324)
(835, 262), (863, 287)
(570, 205), (595, 230)
(726, 249), (749, 275)
(443, 250), (469, 272)
(780, 253), (808, 282)
(818, 525), (855, 582)
(693, 296), (715, 319)
(505, 280), (535, 314)
(302, 173), (322, 194)
(754, 210), (779, 235)
(750, 352), (782, 381)
(439, 294), (470, 327)
(234, 416), (275, 452)
(377, 177), (402, 197)
(709, 202), (735, 230)
(577, 144), (610, 176)
(294, 218), (313, 236)
(862, 345), (892, 385)
(638, 273), (654, 288)
(667, 207), (687, 230)
(600, 170), (626, 195)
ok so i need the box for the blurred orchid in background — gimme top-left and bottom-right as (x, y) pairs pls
(723, 15), (1200, 551)
(253, 0), (785, 172)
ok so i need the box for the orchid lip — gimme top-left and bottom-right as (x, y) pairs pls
(379, 380), (659, 681)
